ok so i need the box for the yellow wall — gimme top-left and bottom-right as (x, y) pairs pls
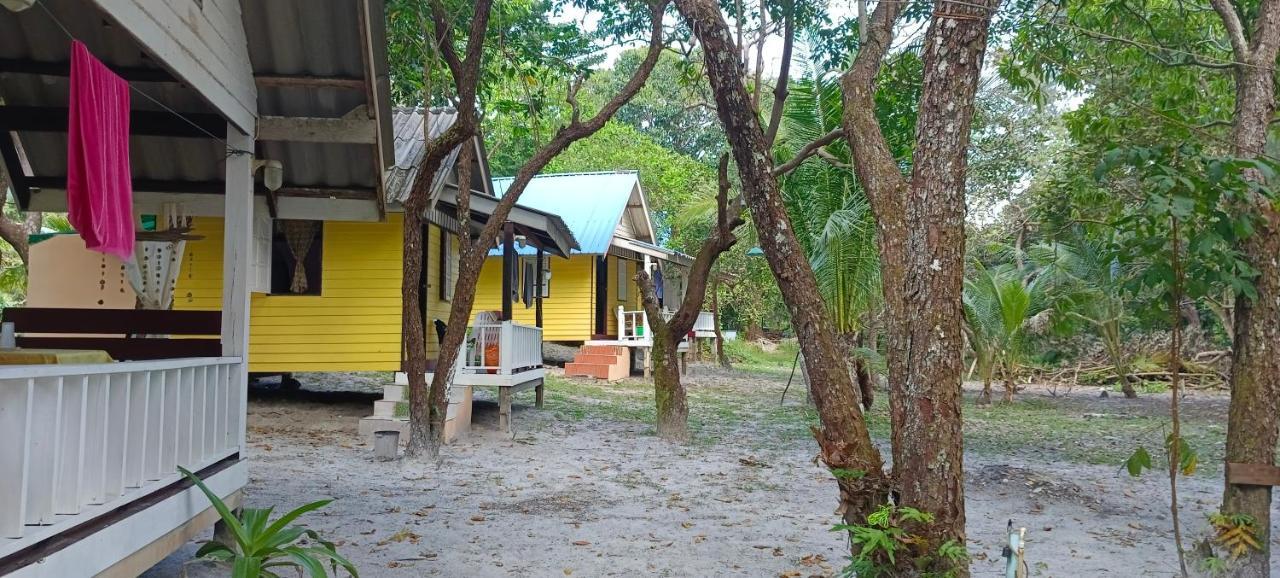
(474, 252), (640, 342)
(175, 214), (456, 373)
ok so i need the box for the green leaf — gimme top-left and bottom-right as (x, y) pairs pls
(179, 467), (251, 551)
(257, 500), (332, 551)
(232, 555), (262, 578)
(195, 541), (237, 561)
(281, 547), (327, 578)
(1125, 446), (1153, 477)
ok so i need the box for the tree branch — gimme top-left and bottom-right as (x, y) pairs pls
(770, 127), (843, 177)
(465, 0), (670, 268)
(839, 0), (909, 209)
(762, 0), (795, 148)
(1209, 0), (1251, 61)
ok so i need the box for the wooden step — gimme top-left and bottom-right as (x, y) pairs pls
(580, 345), (628, 356)
(565, 361), (628, 381)
(573, 353), (626, 365)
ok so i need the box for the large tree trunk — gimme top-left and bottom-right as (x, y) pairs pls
(674, 0), (888, 527)
(1211, 1), (1280, 574)
(651, 323), (689, 441)
(841, 1), (999, 573)
(402, 203), (438, 456)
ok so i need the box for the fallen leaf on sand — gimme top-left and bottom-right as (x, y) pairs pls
(693, 534), (707, 544)
(681, 521), (694, 529)
(772, 547), (784, 557)
(563, 568), (574, 575)
(470, 515), (486, 522)
(573, 540), (591, 546)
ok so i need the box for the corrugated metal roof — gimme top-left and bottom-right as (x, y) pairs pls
(384, 108), (465, 205)
(0, 0), (392, 209)
(491, 171), (640, 255)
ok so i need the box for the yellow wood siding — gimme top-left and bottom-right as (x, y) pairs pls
(174, 215), (459, 373)
(474, 253), (596, 342)
(474, 253), (642, 342)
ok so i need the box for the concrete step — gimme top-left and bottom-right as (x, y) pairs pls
(565, 361), (628, 381)
(382, 384), (404, 402)
(573, 353), (626, 365)
(373, 399), (399, 418)
(580, 345), (628, 356)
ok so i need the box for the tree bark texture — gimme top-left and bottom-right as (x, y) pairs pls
(675, 0), (888, 525)
(0, 166), (39, 265)
(841, 0), (1000, 572)
(637, 154), (744, 442)
(1211, 0), (1280, 573)
(712, 277), (732, 369)
(402, 0), (495, 459)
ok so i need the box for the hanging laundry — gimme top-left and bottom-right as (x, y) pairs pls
(66, 40), (134, 261)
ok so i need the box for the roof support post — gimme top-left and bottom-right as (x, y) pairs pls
(535, 248), (545, 329)
(221, 125), (253, 452)
(501, 222), (516, 321)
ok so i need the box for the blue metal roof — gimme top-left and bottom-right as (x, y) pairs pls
(491, 171), (640, 255)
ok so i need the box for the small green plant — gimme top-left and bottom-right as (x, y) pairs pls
(178, 467), (358, 578)
(833, 503), (967, 578)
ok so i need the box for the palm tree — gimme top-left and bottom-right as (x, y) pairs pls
(1027, 235), (1138, 398)
(962, 262), (1044, 403)
(775, 56), (883, 406)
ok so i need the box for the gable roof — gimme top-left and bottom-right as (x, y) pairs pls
(385, 108), (490, 206)
(491, 171), (654, 254)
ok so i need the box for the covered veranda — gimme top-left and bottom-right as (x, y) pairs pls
(0, 0), (392, 574)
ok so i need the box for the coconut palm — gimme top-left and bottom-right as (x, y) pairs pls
(962, 262), (1045, 403)
(775, 55), (884, 405)
(1027, 234), (1139, 398)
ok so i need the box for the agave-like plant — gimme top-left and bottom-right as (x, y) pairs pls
(178, 467), (358, 578)
(962, 262), (1044, 404)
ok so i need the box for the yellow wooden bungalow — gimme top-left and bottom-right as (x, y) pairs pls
(472, 172), (712, 380)
(28, 109), (577, 381)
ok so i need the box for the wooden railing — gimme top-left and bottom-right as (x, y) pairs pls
(458, 321), (543, 376)
(0, 357), (243, 541)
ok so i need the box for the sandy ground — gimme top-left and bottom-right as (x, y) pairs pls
(145, 367), (1278, 578)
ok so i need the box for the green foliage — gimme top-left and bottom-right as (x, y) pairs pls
(1208, 512), (1262, 560)
(178, 467), (357, 578)
(1096, 145), (1275, 305)
(833, 504), (966, 578)
(776, 51), (883, 336)
(1124, 434), (1197, 478)
(962, 261), (1046, 391)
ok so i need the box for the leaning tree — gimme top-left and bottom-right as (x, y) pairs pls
(397, 0), (672, 458)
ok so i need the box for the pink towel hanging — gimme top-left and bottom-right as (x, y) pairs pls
(66, 40), (134, 261)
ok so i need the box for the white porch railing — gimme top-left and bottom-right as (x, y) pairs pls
(0, 357), (243, 544)
(458, 321), (543, 376)
(617, 306), (717, 343)
(618, 307), (650, 343)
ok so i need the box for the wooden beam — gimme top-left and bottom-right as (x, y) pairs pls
(253, 74), (365, 91)
(0, 131), (30, 208)
(0, 106), (225, 139)
(0, 57), (174, 82)
(1227, 462), (1280, 486)
(274, 186), (378, 201)
(26, 176), (376, 201)
(255, 106), (377, 144)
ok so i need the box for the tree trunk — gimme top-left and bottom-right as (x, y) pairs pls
(674, 0), (888, 527)
(1002, 358), (1015, 404)
(651, 322), (689, 442)
(712, 278), (731, 369)
(1212, 1), (1280, 572)
(402, 203), (439, 457)
(841, 1), (999, 572)
(978, 359), (993, 406)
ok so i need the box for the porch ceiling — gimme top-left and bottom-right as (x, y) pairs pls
(0, 0), (393, 220)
